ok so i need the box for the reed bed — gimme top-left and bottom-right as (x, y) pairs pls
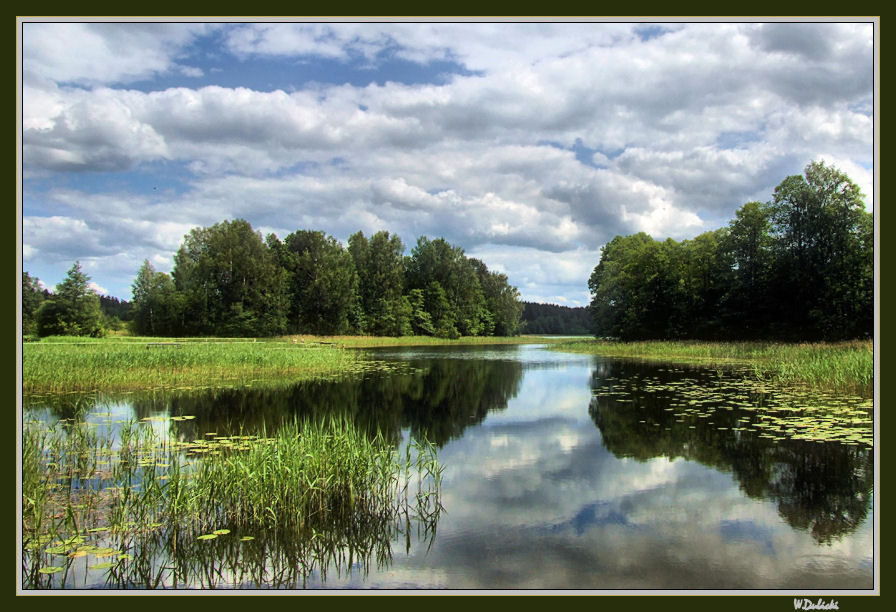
(22, 340), (367, 394)
(21, 415), (443, 588)
(193, 418), (443, 533)
(556, 339), (874, 394)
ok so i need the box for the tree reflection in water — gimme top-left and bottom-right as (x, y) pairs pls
(122, 353), (525, 447)
(589, 360), (873, 545)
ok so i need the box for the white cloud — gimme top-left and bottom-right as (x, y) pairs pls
(19, 20), (876, 301)
(23, 85), (170, 172)
(22, 22), (212, 85)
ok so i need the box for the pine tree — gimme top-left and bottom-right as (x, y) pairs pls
(36, 261), (104, 337)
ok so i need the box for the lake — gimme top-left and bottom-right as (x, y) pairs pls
(21, 343), (875, 591)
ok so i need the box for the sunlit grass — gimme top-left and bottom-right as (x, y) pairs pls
(22, 340), (364, 394)
(556, 339), (874, 395)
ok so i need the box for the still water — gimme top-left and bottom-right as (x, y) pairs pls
(23, 344), (875, 591)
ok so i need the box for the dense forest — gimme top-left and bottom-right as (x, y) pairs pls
(589, 161), (874, 341)
(520, 302), (595, 335)
(23, 226), (525, 339)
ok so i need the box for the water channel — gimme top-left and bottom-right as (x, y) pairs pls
(22, 343), (875, 591)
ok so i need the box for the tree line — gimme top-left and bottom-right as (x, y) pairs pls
(24, 223), (523, 339)
(588, 161), (874, 341)
(520, 302), (595, 335)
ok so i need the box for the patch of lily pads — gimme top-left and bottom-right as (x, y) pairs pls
(593, 367), (874, 448)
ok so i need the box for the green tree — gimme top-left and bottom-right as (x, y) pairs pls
(407, 288), (436, 336)
(36, 261), (104, 337)
(348, 230), (411, 336)
(589, 233), (674, 340)
(22, 271), (47, 336)
(406, 236), (488, 336)
(722, 201), (775, 337)
(131, 260), (184, 336)
(425, 281), (460, 339)
(667, 229), (733, 338)
(470, 258), (523, 336)
(769, 161), (872, 340)
(171, 219), (288, 337)
(280, 230), (360, 335)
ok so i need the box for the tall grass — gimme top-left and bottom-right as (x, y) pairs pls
(193, 418), (443, 534)
(21, 415), (443, 588)
(22, 340), (366, 394)
(556, 339), (874, 394)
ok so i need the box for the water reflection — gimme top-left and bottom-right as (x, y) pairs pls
(589, 360), (873, 544)
(26, 352), (525, 449)
(22, 346), (875, 589)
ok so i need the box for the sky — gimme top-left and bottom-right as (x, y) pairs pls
(18, 18), (877, 306)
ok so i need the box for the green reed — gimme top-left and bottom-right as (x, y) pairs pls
(22, 340), (368, 393)
(21, 415), (443, 588)
(190, 418), (442, 534)
(556, 339), (874, 395)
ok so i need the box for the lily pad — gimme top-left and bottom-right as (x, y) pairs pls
(89, 562), (117, 570)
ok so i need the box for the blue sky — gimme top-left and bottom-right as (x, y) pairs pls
(19, 19), (876, 305)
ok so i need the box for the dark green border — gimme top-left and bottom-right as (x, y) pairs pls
(12, 14), (882, 604)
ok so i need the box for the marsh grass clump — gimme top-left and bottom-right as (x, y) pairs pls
(21, 415), (443, 589)
(191, 418), (442, 533)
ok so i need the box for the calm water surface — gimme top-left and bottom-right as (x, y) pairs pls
(23, 344), (874, 591)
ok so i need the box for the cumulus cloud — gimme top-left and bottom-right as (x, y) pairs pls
(22, 22), (212, 86)
(19, 19), (876, 301)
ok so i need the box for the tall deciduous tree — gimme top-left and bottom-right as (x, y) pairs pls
(280, 230), (360, 335)
(670, 229), (733, 338)
(348, 230), (411, 336)
(406, 236), (489, 337)
(723, 201), (775, 337)
(172, 219), (288, 337)
(131, 260), (183, 336)
(470, 258), (523, 337)
(589, 233), (674, 340)
(770, 161), (872, 340)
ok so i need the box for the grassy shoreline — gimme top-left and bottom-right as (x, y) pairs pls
(21, 334), (553, 394)
(22, 334), (873, 396)
(555, 338), (874, 395)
